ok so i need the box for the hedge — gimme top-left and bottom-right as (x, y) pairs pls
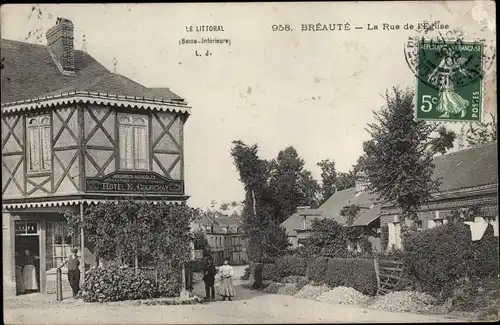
(262, 255), (310, 282)
(81, 265), (182, 302)
(81, 266), (158, 302)
(402, 222), (499, 299)
(307, 257), (378, 296)
(262, 263), (279, 281)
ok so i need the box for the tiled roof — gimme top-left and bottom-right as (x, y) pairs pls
(318, 188), (378, 223)
(281, 189), (380, 235)
(1, 39), (184, 104)
(432, 141), (498, 192)
(214, 216), (243, 227)
(281, 211), (329, 237)
(297, 208), (323, 216)
(352, 205), (381, 226)
(192, 213), (243, 235)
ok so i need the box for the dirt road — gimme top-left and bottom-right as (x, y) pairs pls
(4, 266), (472, 324)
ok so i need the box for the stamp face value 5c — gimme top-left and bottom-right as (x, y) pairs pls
(415, 40), (483, 122)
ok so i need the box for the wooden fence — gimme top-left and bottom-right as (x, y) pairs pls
(373, 258), (404, 296)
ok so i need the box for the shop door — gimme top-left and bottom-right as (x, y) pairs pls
(15, 221), (41, 294)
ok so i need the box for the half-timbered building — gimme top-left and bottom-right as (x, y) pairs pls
(2, 18), (191, 297)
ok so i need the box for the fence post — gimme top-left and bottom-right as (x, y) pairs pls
(373, 258), (381, 294)
(56, 267), (63, 301)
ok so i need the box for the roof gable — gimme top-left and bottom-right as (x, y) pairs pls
(1, 39), (184, 104)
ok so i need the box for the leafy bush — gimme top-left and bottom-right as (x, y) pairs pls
(157, 272), (181, 298)
(66, 201), (194, 276)
(261, 255), (309, 282)
(81, 266), (157, 303)
(402, 222), (499, 300)
(303, 219), (349, 258)
(306, 257), (330, 284)
(307, 257), (378, 296)
(275, 255), (309, 278)
(262, 263), (279, 281)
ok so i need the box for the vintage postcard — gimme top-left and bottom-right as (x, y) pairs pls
(1, 1), (498, 324)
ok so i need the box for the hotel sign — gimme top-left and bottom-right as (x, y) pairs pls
(85, 172), (184, 195)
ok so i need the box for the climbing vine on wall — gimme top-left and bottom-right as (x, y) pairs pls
(65, 200), (196, 270)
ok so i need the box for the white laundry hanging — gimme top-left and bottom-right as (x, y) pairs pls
(464, 217), (490, 241)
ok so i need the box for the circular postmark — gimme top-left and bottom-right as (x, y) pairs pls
(404, 25), (495, 90)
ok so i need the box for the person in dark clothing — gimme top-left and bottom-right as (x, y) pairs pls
(61, 247), (80, 298)
(252, 260), (263, 289)
(203, 258), (217, 300)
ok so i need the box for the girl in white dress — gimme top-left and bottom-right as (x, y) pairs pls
(217, 258), (236, 301)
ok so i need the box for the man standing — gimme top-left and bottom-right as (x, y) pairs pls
(61, 247), (80, 298)
(203, 258), (217, 301)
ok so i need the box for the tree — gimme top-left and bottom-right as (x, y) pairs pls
(269, 147), (321, 222)
(193, 229), (211, 256)
(65, 200), (195, 270)
(340, 204), (361, 226)
(317, 159), (338, 203)
(303, 219), (348, 258)
(465, 113), (497, 147)
(230, 140), (289, 262)
(335, 171), (357, 191)
(220, 202), (230, 212)
(429, 125), (457, 155)
(363, 87), (440, 222)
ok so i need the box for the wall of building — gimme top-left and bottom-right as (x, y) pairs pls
(379, 192), (498, 251)
(1, 104), (187, 201)
(83, 104), (184, 180)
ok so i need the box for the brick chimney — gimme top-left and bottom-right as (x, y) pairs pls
(46, 17), (75, 74)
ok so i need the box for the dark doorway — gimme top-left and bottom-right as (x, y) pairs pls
(15, 236), (41, 294)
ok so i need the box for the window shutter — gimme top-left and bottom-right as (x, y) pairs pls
(28, 127), (40, 171)
(41, 126), (51, 170)
(134, 126), (148, 169)
(119, 125), (133, 169)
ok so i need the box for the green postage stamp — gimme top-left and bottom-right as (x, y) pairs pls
(415, 40), (483, 122)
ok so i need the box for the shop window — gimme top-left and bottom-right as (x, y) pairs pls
(118, 114), (149, 170)
(45, 222), (80, 270)
(26, 115), (51, 173)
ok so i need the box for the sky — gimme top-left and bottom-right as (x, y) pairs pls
(1, 2), (496, 209)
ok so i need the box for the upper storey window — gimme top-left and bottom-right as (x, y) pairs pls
(26, 115), (52, 173)
(118, 114), (149, 170)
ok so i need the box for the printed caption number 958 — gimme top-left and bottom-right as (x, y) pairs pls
(420, 95), (438, 112)
(272, 25), (292, 32)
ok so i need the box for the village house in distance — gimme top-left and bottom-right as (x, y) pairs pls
(192, 212), (248, 266)
(1, 17), (191, 297)
(282, 141), (499, 252)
